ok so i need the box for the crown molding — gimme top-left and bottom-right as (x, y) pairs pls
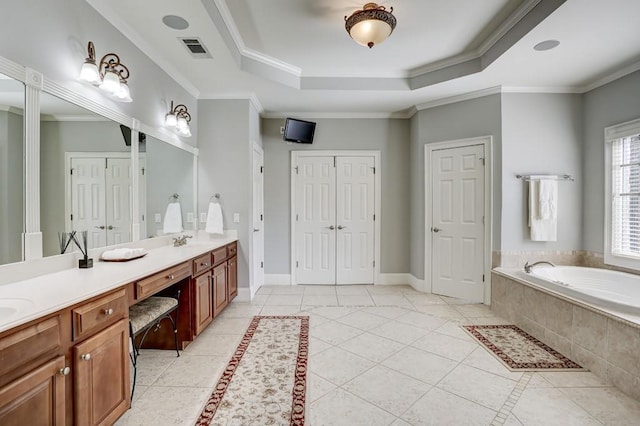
(477, 0), (543, 55)
(0, 105), (24, 115)
(198, 92), (264, 114)
(501, 86), (582, 94)
(579, 60), (640, 93)
(40, 114), (110, 122)
(86, 0), (201, 99)
(260, 110), (414, 120)
(416, 86), (503, 111)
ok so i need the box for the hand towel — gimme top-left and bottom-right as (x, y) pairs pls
(163, 202), (183, 234)
(528, 178), (557, 241)
(101, 247), (147, 260)
(205, 202), (224, 234)
(538, 179), (558, 220)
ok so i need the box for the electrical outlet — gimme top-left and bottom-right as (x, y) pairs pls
(233, 213), (240, 223)
(154, 213), (161, 223)
(187, 212), (194, 223)
(199, 213), (207, 223)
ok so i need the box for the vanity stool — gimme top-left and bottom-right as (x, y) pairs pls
(128, 290), (181, 399)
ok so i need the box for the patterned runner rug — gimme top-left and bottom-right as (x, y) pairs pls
(463, 324), (583, 371)
(196, 316), (309, 426)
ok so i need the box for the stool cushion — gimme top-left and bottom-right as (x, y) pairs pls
(130, 297), (178, 334)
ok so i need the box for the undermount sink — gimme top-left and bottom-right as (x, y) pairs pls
(0, 298), (34, 319)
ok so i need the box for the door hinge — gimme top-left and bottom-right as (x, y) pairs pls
(482, 216), (485, 225)
(261, 261), (264, 268)
(296, 214), (299, 221)
(372, 167), (376, 174)
(482, 274), (485, 282)
(296, 261), (299, 268)
(141, 167), (145, 175)
(142, 214), (145, 221)
(479, 157), (485, 166)
(333, 157), (336, 167)
(260, 214), (263, 221)
(70, 214), (73, 221)
(373, 260), (375, 267)
(70, 168), (73, 175)
(373, 214), (376, 221)
(260, 166), (264, 173)
(295, 166), (299, 174)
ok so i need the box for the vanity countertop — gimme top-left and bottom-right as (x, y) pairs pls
(0, 236), (237, 334)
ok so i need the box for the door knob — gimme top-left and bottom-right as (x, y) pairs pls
(337, 225), (347, 230)
(253, 228), (260, 232)
(432, 227), (442, 233)
(107, 225), (115, 230)
(94, 225), (105, 230)
(327, 225), (335, 230)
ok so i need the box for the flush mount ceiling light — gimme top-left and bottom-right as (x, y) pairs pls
(345, 3), (396, 48)
(165, 101), (192, 137)
(79, 41), (132, 102)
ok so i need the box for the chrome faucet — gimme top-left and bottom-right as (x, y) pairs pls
(524, 261), (556, 273)
(172, 235), (192, 247)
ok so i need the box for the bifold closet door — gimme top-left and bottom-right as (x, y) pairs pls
(335, 156), (375, 284)
(295, 157), (336, 284)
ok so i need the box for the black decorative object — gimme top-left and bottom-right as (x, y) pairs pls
(60, 230), (93, 268)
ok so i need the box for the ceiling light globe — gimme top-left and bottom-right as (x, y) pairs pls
(99, 70), (120, 94)
(80, 61), (101, 84)
(349, 19), (393, 48)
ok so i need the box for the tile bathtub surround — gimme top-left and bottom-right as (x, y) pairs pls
(116, 284), (640, 425)
(491, 271), (640, 402)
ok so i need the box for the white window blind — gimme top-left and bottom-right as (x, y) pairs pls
(611, 133), (640, 257)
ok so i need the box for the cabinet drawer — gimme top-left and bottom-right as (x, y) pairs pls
(212, 247), (227, 266)
(0, 316), (62, 377)
(135, 261), (192, 300)
(227, 242), (238, 258)
(193, 253), (213, 276)
(72, 289), (127, 340)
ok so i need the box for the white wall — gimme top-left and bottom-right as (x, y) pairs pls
(410, 94), (502, 279)
(261, 117), (411, 275)
(582, 70), (640, 253)
(501, 93), (583, 251)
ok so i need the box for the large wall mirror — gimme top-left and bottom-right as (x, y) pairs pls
(0, 73), (25, 265)
(141, 135), (194, 239)
(40, 91), (132, 256)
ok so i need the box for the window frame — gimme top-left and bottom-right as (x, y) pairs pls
(604, 117), (640, 270)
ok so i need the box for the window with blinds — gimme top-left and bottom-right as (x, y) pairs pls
(611, 133), (640, 258)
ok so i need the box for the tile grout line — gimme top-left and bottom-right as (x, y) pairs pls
(490, 371), (533, 425)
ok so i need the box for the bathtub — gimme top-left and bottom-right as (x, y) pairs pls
(500, 266), (640, 318)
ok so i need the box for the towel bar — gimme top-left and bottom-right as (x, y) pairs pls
(516, 174), (574, 181)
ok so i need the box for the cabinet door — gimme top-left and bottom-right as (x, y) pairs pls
(74, 319), (130, 426)
(193, 272), (213, 335)
(0, 356), (66, 425)
(227, 256), (238, 301)
(212, 264), (228, 317)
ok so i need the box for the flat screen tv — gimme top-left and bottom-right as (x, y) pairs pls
(283, 118), (316, 144)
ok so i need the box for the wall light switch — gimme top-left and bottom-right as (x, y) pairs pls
(233, 213), (240, 223)
(154, 213), (161, 223)
(199, 213), (207, 223)
(187, 212), (194, 223)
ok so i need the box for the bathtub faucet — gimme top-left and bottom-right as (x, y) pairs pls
(524, 261), (556, 273)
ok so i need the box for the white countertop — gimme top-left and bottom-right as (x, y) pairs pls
(0, 236), (237, 334)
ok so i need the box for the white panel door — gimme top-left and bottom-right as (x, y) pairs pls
(295, 156), (336, 284)
(252, 146), (264, 292)
(71, 158), (106, 250)
(431, 144), (485, 302)
(105, 158), (132, 245)
(336, 156), (375, 284)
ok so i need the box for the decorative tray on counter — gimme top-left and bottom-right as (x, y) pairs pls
(101, 253), (148, 262)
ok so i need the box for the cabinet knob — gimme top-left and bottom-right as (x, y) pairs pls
(201, 262), (208, 267)
(59, 366), (71, 376)
(104, 308), (114, 316)
(167, 274), (175, 280)
(81, 353), (91, 361)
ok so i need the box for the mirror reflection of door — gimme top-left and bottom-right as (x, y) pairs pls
(67, 154), (133, 252)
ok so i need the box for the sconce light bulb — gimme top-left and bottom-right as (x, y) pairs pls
(179, 126), (192, 137)
(115, 81), (132, 102)
(177, 116), (188, 131)
(80, 61), (101, 84)
(165, 112), (177, 127)
(99, 70), (121, 94)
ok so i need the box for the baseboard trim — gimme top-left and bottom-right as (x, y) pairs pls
(265, 274), (291, 285)
(408, 274), (427, 292)
(235, 288), (251, 302)
(377, 273), (411, 285)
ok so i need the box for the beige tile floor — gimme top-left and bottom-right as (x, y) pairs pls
(115, 285), (640, 426)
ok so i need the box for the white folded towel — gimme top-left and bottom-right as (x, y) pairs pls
(163, 202), (183, 234)
(528, 178), (557, 241)
(538, 179), (557, 220)
(101, 247), (147, 260)
(205, 202), (224, 234)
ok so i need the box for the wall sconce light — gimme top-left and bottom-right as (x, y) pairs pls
(79, 41), (132, 102)
(165, 101), (192, 137)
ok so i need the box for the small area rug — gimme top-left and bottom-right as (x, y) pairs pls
(463, 324), (583, 371)
(196, 315), (308, 426)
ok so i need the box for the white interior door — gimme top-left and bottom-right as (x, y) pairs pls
(105, 158), (132, 245)
(336, 156), (375, 284)
(252, 145), (264, 292)
(431, 144), (485, 302)
(295, 156), (336, 284)
(71, 158), (107, 249)
(138, 156), (147, 239)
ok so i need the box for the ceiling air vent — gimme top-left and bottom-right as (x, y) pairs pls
(179, 37), (212, 59)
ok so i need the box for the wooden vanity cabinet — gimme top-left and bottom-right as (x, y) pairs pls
(212, 263), (228, 317)
(227, 255), (238, 301)
(192, 253), (214, 336)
